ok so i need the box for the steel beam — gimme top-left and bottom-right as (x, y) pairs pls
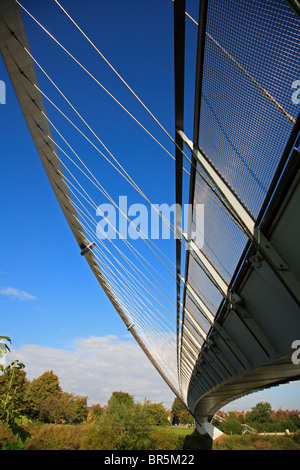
(181, 276), (215, 323)
(253, 228), (300, 305)
(173, 0), (186, 380)
(183, 232), (228, 297)
(179, 0), (209, 397)
(178, 130), (256, 237)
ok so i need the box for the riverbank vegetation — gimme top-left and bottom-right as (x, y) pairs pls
(0, 352), (200, 450)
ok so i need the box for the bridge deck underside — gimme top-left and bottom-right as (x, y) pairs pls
(176, 0), (300, 418)
(186, 130), (300, 419)
(193, 353), (300, 420)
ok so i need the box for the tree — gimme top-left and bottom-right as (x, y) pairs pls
(218, 412), (243, 435)
(0, 359), (31, 448)
(68, 393), (88, 423)
(88, 403), (103, 422)
(107, 391), (135, 409)
(143, 400), (170, 426)
(171, 397), (193, 425)
(148, 427), (178, 450)
(26, 371), (61, 404)
(36, 391), (88, 424)
(0, 360), (30, 417)
(246, 402), (273, 424)
(179, 410), (194, 426)
(272, 409), (297, 432)
(0, 336), (31, 448)
(82, 392), (152, 450)
(25, 371), (62, 418)
(38, 394), (73, 424)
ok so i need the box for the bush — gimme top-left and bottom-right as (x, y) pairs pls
(148, 427), (178, 450)
(25, 423), (87, 450)
(81, 399), (152, 450)
(293, 430), (300, 444)
(214, 434), (300, 450)
(217, 412), (243, 435)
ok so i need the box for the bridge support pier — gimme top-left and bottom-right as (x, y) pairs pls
(195, 417), (224, 441)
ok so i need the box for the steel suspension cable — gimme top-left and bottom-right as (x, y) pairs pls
(15, 0), (248, 231)
(54, 160), (178, 312)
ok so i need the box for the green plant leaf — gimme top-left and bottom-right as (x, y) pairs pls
(0, 343), (6, 358)
(0, 336), (11, 343)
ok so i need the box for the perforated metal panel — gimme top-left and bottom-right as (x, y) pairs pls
(198, 0), (299, 217)
(179, 0), (300, 400)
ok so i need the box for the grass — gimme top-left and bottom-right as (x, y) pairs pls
(25, 422), (89, 450)
(170, 426), (195, 435)
(213, 433), (300, 450)
(166, 426), (212, 450)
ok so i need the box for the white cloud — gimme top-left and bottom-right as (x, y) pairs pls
(7, 335), (176, 409)
(0, 287), (37, 301)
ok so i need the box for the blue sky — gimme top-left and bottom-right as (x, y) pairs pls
(1, 0), (300, 412)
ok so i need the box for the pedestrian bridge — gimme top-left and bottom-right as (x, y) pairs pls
(1, 0), (299, 438)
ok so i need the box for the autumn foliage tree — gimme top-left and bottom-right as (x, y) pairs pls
(37, 392), (88, 424)
(24, 370), (87, 423)
(38, 394), (71, 424)
(88, 403), (104, 422)
(25, 371), (62, 417)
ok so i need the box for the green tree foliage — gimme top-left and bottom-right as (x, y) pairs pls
(0, 360), (31, 448)
(218, 412), (243, 435)
(38, 394), (72, 424)
(0, 361), (30, 417)
(88, 403), (103, 422)
(271, 410), (297, 433)
(171, 397), (193, 425)
(179, 410), (194, 426)
(38, 393), (82, 424)
(108, 391), (135, 409)
(26, 371), (62, 418)
(0, 337), (31, 448)
(143, 400), (170, 426)
(213, 402), (300, 436)
(148, 427), (178, 450)
(26, 371), (62, 402)
(246, 402), (273, 424)
(68, 393), (88, 423)
(21, 370), (88, 424)
(82, 391), (152, 450)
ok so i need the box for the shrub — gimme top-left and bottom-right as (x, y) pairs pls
(218, 412), (243, 435)
(148, 427), (178, 450)
(81, 400), (152, 450)
(25, 423), (87, 450)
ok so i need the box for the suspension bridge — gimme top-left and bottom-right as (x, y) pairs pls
(1, 0), (300, 439)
